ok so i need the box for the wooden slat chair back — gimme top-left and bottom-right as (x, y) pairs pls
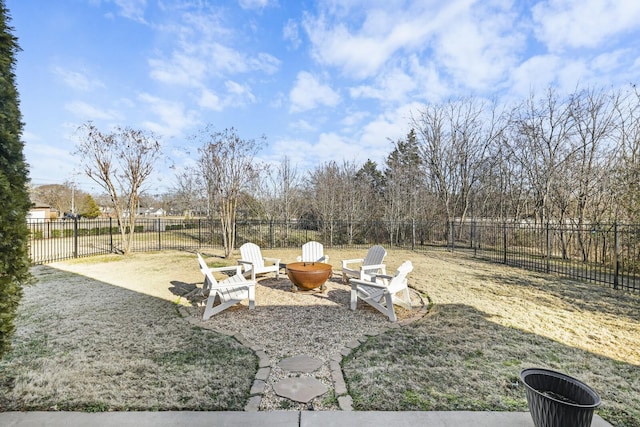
(297, 241), (328, 263)
(341, 244), (387, 283)
(238, 242), (280, 280)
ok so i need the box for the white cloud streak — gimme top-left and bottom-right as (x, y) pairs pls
(52, 67), (105, 91)
(532, 0), (640, 52)
(289, 71), (340, 113)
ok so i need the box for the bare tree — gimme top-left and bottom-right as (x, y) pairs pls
(306, 161), (344, 244)
(564, 88), (620, 259)
(384, 129), (425, 244)
(76, 122), (162, 254)
(198, 127), (263, 258)
(506, 89), (576, 226)
(172, 169), (205, 217)
(254, 156), (301, 222)
(615, 87), (640, 222)
(414, 98), (498, 228)
(30, 183), (83, 216)
(335, 160), (363, 245)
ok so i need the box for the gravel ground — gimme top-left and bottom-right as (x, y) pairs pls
(47, 249), (427, 411)
(180, 265), (426, 410)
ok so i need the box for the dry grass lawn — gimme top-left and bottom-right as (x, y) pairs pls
(0, 248), (638, 426)
(343, 250), (640, 427)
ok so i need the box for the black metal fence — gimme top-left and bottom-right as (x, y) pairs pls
(28, 218), (640, 292)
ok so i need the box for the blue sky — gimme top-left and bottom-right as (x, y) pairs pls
(7, 0), (640, 194)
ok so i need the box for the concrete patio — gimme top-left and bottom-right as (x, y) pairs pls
(0, 410), (613, 426)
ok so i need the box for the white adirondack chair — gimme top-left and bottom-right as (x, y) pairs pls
(341, 245), (387, 283)
(296, 241), (329, 263)
(349, 260), (413, 322)
(238, 242), (280, 280)
(198, 253), (256, 320)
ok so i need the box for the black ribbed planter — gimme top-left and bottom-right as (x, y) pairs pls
(520, 368), (601, 427)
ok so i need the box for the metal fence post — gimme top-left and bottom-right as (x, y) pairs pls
(411, 218), (415, 250)
(73, 217), (79, 258)
(546, 222), (551, 273)
(614, 222), (619, 290)
(449, 221), (454, 252)
(502, 222), (507, 264)
(109, 217), (113, 253)
(157, 218), (161, 250)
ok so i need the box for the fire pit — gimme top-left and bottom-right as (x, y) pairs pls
(286, 262), (332, 291)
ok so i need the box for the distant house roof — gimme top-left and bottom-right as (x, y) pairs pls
(31, 201), (52, 209)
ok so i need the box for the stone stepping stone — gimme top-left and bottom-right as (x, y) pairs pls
(278, 355), (323, 373)
(273, 377), (328, 403)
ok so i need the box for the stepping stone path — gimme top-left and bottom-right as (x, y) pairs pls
(178, 277), (431, 412)
(278, 355), (324, 373)
(273, 356), (328, 403)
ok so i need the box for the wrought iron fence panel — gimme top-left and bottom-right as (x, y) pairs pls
(28, 217), (639, 292)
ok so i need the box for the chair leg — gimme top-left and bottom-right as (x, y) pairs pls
(384, 291), (397, 322)
(203, 291), (221, 320)
(350, 288), (358, 310)
(248, 286), (255, 310)
(392, 287), (412, 310)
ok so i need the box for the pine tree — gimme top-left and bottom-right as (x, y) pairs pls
(80, 194), (101, 218)
(0, 1), (32, 357)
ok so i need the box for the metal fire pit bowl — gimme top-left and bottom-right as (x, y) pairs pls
(286, 262), (332, 291)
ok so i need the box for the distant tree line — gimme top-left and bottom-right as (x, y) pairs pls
(173, 86), (640, 236)
(42, 85), (640, 258)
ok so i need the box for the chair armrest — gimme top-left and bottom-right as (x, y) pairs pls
(263, 257), (280, 265)
(370, 273), (394, 281)
(210, 278), (256, 290)
(297, 256), (302, 262)
(361, 263), (386, 272)
(342, 258), (364, 268)
(237, 260), (256, 280)
(349, 277), (389, 289)
(209, 265), (243, 275)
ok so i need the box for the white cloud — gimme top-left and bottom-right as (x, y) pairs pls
(198, 88), (223, 111)
(283, 19), (301, 49)
(302, 0), (523, 94)
(112, 0), (147, 23)
(532, 0), (640, 52)
(289, 71), (340, 113)
(148, 4), (280, 86)
(357, 102), (418, 161)
(350, 66), (416, 103)
(224, 80), (257, 106)
(52, 67), (105, 91)
(249, 52), (281, 75)
(289, 119), (317, 133)
(238, 0), (272, 10)
(138, 93), (199, 137)
(302, 2), (451, 79)
(65, 101), (121, 121)
(266, 132), (358, 171)
(433, 1), (524, 91)
(508, 55), (563, 98)
(148, 51), (208, 86)
(591, 49), (629, 74)
(507, 55), (608, 99)
(341, 110), (370, 128)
